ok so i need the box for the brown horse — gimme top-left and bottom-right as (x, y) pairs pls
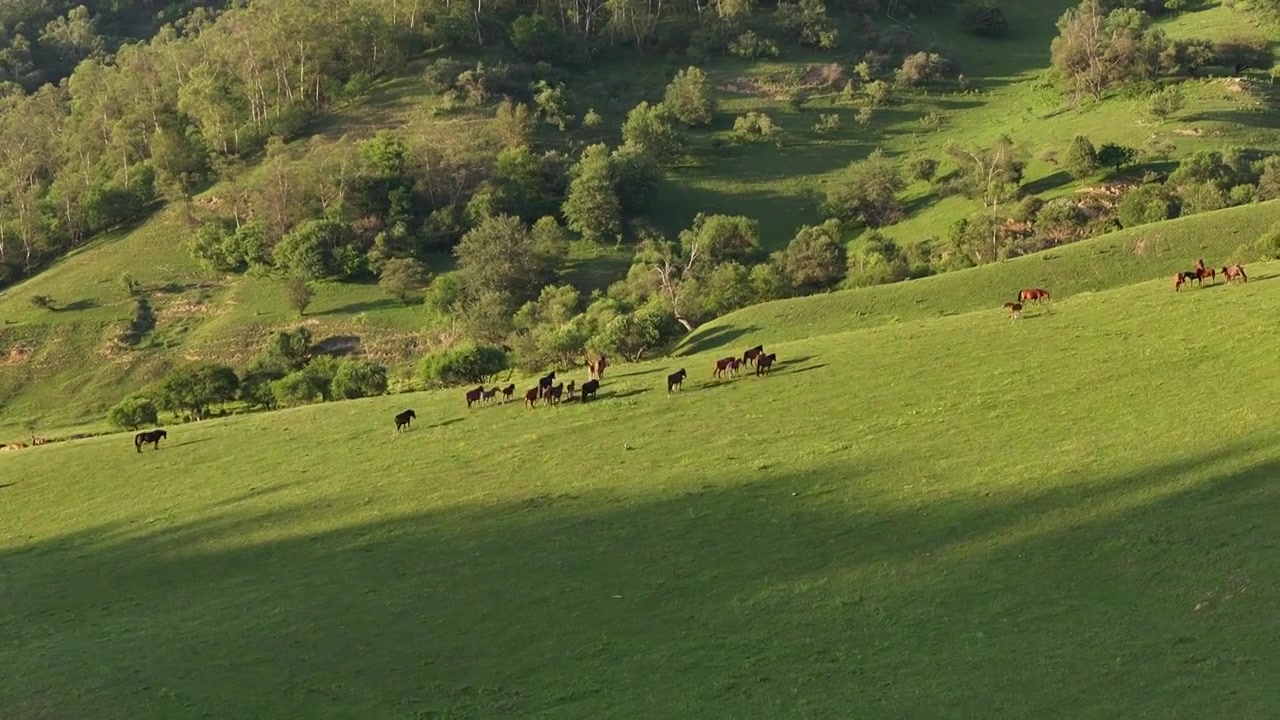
(1018, 288), (1050, 304)
(482, 387), (498, 403)
(756, 353), (777, 376)
(566, 380), (576, 399)
(134, 429), (167, 453)
(30, 436), (47, 446)
(465, 385), (485, 409)
(742, 345), (764, 367)
(524, 387), (540, 408)
(581, 379), (599, 402)
(587, 354), (609, 380)
(395, 409), (416, 432)
(727, 358), (742, 377)
(713, 357), (736, 378)
(548, 382), (564, 406)
(1222, 264), (1247, 284)
(1196, 266), (1216, 285)
(667, 368), (687, 392)
(1003, 301), (1022, 319)
(501, 384), (516, 402)
(1173, 273), (1185, 292)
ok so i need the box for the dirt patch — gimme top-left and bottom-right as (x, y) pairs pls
(1172, 127), (1202, 136)
(3, 345), (32, 364)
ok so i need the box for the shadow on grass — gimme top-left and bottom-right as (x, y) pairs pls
(1, 441), (1274, 717)
(318, 298), (401, 316)
(53, 298), (99, 312)
(673, 325), (762, 357)
(781, 363), (829, 376)
(168, 438), (214, 449)
(0, 482), (17, 490)
(1023, 170), (1073, 196)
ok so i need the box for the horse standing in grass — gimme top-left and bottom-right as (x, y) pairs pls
(501, 384), (516, 402)
(667, 369), (687, 392)
(548, 383), (564, 406)
(482, 387), (498, 404)
(395, 410), (416, 432)
(1222, 264), (1247, 284)
(756, 353), (777, 376)
(1003, 302), (1022, 319)
(742, 345), (764, 367)
(1179, 270), (1201, 288)
(1018, 288), (1050, 304)
(1197, 266), (1216, 285)
(713, 357), (736, 378)
(581, 379), (599, 402)
(728, 358), (742, 377)
(538, 371), (556, 398)
(134, 429), (167, 453)
(524, 388), (540, 408)
(465, 386), (485, 409)
(588, 355), (609, 381)
(566, 380), (576, 399)
(30, 436), (47, 446)
(1174, 273), (1185, 292)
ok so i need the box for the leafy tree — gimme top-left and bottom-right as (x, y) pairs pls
(731, 112), (783, 145)
(1050, 0), (1155, 101)
(1257, 156), (1280, 201)
(960, 0), (1009, 37)
(937, 212), (1008, 269)
(1178, 182), (1227, 215)
(700, 261), (755, 319)
(779, 220), (846, 290)
(284, 277), (315, 317)
(677, 214), (763, 267)
(1064, 136), (1101, 179)
(1213, 35), (1272, 75)
(1097, 142), (1138, 171)
(379, 257), (432, 304)
(664, 67), (716, 126)
(846, 232), (909, 288)
(562, 144), (622, 242)
(240, 367), (286, 411)
(157, 363), (240, 420)
(493, 99), (535, 149)
(509, 14), (579, 65)
(823, 150), (906, 226)
(1117, 184), (1174, 227)
(894, 52), (954, 87)
(107, 397), (159, 430)
(263, 327), (314, 371)
(621, 102), (683, 167)
(590, 305), (669, 362)
(611, 145), (663, 218)
(455, 214), (564, 306)
(274, 219), (363, 280)
(418, 344), (510, 387)
(1148, 85), (1184, 122)
(1256, 222), (1280, 260)
(944, 135), (1026, 208)
(908, 156), (939, 183)
(331, 359), (389, 400)
(271, 371), (328, 408)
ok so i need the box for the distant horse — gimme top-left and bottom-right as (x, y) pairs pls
(1003, 301), (1022, 319)
(1173, 273), (1185, 292)
(667, 368), (687, 392)
(727, 358), (742, 377)
(482, 387), (498, 403)
(395, 409), (416, 432)
(581, 379), (600, 402)
(548, 382), (564, 406)
(501, 384), (516, 402)
(1179, 270), (1201, 287)
(30, 436), (47, 446)
(713, 357), (736, 378)
(588, 354), (609, 380)
(1195, 258), (1207, 273)
(742, 345), (764, 367)
(1196, 266), (1216, 285)
(538, 371), (557, 398)
(524, 388), (540, 408)
(465, 385), (485, 409)
(135, 429), (167, 453)
(756, 353), (777, 376)
(1222, 264), (1247, 284)
(566, 380), (576, 399)
(1018, 288), (1050, 304)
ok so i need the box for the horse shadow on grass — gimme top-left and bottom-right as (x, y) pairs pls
(0, 482), (18, 490)
(168, 438), (214, 449)
(0, 441), (1273, 718)
(604, 387), (651, 401)
(780, 363), (829, 377)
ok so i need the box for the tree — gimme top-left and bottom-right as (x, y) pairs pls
(331, 359), (389, 400)
(779, 220), (847, 290)
(284, 277), (315, 316)
(509, 14), (578, 65)
(263, 327), (314, 371)
(960, 0), (1009, 37)
(562, 144), (622, 242)
(1064, 135), (1101, 179)
(273, 219), (363, 280)
(1117, 184), (1174, 227)
(1050, 0), (1150, 102)
(823, 150), (906, 226)
(1097, 142), (1138, 171)
(677, 214), (763, 267)
(455, 214), (564, 306)
(1148, 85), (1184, 122)
(846, 231), (909, 287)
(156, 363), (240, 420)
(908, 156), (939, 183)
(944, 136), (1026, 208)
(620, 102), (683, 166)
(271, 371), (328, 407)
(611, 145), (663, 218)
(664, 67), (716, 126)
(1256, 222), (1280, 260)
(1257, 156), (1280, 201)
(107, 397), (159, 430)
(493, 99), (535, 149)
(418, 344), (509, 387)
(379, 258), (432, 304)
(1213, 35), (1272, 75)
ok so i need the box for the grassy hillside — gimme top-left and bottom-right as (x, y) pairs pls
(3, 262), (1277, 718)
(679, 199), (1280, 351)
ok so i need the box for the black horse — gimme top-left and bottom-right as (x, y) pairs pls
(756, 353), (777, 376)
(667, 369), (687, 393)
(395, 409), (416, 432)
(464, 385), (485, 409)
(538, 371), (557, 398)
(581, 379), (600, 402)
(135, 429), (167, 453)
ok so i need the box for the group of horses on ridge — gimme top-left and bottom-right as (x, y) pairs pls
(1174, 258), (1247, 291)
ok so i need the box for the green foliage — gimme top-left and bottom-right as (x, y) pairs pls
(190, 221), (269, 273)
(611, 145), (663, 218)
(239, 368), (286, 411)
(621, 102), (683, 167)
(823, 150), (906, 227)
(118, 294), (156, 347)
(493, 99), (536, 149)
(379, 258), (432, 304)
(1178, 183), (1228, 215)
(678, 214), (763, 267)
(532, 80), (574, 131)
(283, 277), (315, 317)
(1256, 222), (1280, 259)
(263, 327), (314, 372)
(944, 136), (1026, 208)
(894, 53), (954, 87)
(728, 31), (781, 59)
(418, 343), (510, 387)
(813, 114), (842, 135)
(1064, 136), (1101, 179)
(664, 67), (716, 127)
(29, 295), (55, 311)
(331, 359), (389, 400)
(271, 371), (328, 408)
(731, 112), (782, 145)
(562, 144), (622, 242)
(845, 231), (910, 288)
(274, 219), (364, 281)
(1147, 85), (1185, 122)
(455, 214), (565, 307)
(1259, 157), (1280, 201)
(777, 0), (839, 49)
(908, 156), (939, 183)
(107, 396), (158, 430)
(779, 220), (846, 290)
(1097, 142), (1137, 171)
(509, 14), (579, 65)
(156, 362), (240, 420)
(1118, 184), (1174, 227)
(959, 0), (1010, 37)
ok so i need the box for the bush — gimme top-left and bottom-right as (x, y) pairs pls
(1118, 184), (1174, 228)
(272, 371), (328, 408)
(419, 343), (510, 387)
(240, 367), (285, 410)
(959, 0), (1008, 37)
(283, 277), (315, 316)
(1063, 135), (1100, 179)
(908, 156), (938, 183)
(379, 257), (432, 304)
(894, 52), (953, 87)
(1256, 223), (1280, 260)
(779, 220), (846, 290)
(620, 101), (683, 166)
(273, 219), (363, 280)
(156, 362), (240, 420)
(108, 397), (159, 430)
(664, 66), (716, 126)
(731, 112), (782, 145)
(813, 114), (842, 134)
(509, 14), (579, 65)
(262, 327), (313, 371)
(729, 31), (780, 59)
(823, 150), (906, 227)
(331, 359), (389, 400)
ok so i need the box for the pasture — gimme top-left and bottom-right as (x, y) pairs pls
(3, 264), (1277, 718)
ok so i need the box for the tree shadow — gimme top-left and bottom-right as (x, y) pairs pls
(1022, 170), (1073, 196)
(673, 325), (761, 357)
(52, 298), (99, 312)
(313, 335), (362, 357)
(317, 298), (400, 316)
(603, 387), (651, 401)
(0, 482), (17, 490)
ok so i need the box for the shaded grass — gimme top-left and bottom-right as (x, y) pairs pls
(2, 268), (1277, 718)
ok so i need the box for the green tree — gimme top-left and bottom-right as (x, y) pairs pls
(611, 145), (663, 218)
(455, 214), (564, 306)
(846, 231), (909, 288)
(1148, 85), (1184, 122)
(1117, 184), (1174, 227)
(960, 0), (1009, 37)
(1097, 142), (1137, 171)
(284, 277), (315, 317)
(271, 371), (328, 408)
(620, 102), (683, 167)
(418, 344), (510, 387)
(157, 363), (240, 420)
(262, 327), (314, 371)
(493, 99), (535, 149)
(677, 214), (763, 267)
(1064, 135), (1100, 179)
(379, 257), (432, 304)
(274, 219), (363, 280)
(107, 397), (159, 430)
(664, 67), (716, 126)
(944, 135), (1026, 208)
(1257, 156), (1280, 201)
(562, 144), (622, 242)
(331, 359), (389, 400)
(823, 150), (906, 226)
(779, 220), (846, 290)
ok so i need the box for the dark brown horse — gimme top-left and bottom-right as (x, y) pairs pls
(538, 371), (557, 398)
(501, 384), (516, 402)
(1222, 264), (1247, 284)
(135, 429), (167, 453)
(727, 358), (742, 377)
(566, 380), (576, 399)
(667, 368), (687, 392)
(587, 354), (609, 380)
(1197, 266), (1216, 285)
(395, 409), (416, 432)
(1018, 288), (1050, 304)
(482, 387), (498, 403)
(465, 385), (485, 409)
(756, 353), (776, 376)
(524, 387), (540, 408)
(581, 379), (599, 402)
(742, 345), (764, 367)
(1003, 301), (1022, 319)
(713, 357), (736, 378)
(1179, 270), (1201, 287)
(548, 382), (564, 405)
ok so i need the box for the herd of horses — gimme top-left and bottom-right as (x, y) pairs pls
(1174, 258), (1247, 292)
(0, 435), (48, 452)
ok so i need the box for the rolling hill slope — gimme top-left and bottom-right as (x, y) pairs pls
(2, 261), (1277, 718)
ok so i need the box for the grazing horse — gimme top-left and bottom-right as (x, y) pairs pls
(756, 353), (777, 376)
(1018, 288), (1050, 304)
(524, 387), (540, 408)
(501, 384), (516, 402)
(395, 409), (416, 432)
(581, 379), (599, 402)
(1222, 264), (1247, 284)
(538, 371), (557, 398)
(742, 345), (764, 367)
(667, 368), (687, 392)
(566, 380), (576, 399)
(1003, 301), (1022, 319)
(134, 429), (167, 453)
(465, 385), (485, 409)
(713, 357), (737, 378)
(548, 383), (564, 406)
(1174, 273), (1185, 292)
(587, 354), (609, 380)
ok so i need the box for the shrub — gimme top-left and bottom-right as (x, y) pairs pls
(273, 219), (363, 280)
(240, 368), (285, 410)
(1228, 184), (1258, 206)
(908, 156), (938, 183)
(271, 371), (328, 408)
(29, 295), (55, 310)
(379, 257), (432, 304)
(1097, 143), (1137, 171)
(284, 277), (315, 316)
(731, 112), (782, 145)
(620, 101), (683, 166)
(894, 52), (953, 87)
(156, 362), (240, 420)
(823, 150), (906, 227)
(509, 14), (579, 65)
(664, 66), (716, 126)
(331, 359), (389, 400)
(1118, 184), (1174, 227)
(1148, 85), (1185, 122)
(959, 0), (1008, 37)
(729, 31), (780, 59)
(107, 397), (159, 430)
(1256, 223), (1280, 260)
(779, 220), (846, 290)
(813, 114), (842, 134)
(1063, 136), (1100, 179)
(1179, 182), (1227, 215)
(419, 343), (510, 387)
(263, 327), (314, 371)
